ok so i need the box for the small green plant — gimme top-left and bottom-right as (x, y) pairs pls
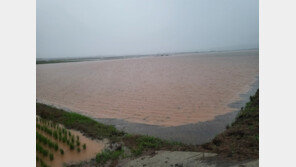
(53, 131), (58, 139)
(136, 136), (163, 149)
(77, 147), (81, 152)
(131, 146), (143, 156)
(62, 128), (67, 135)
(54, 143), (59, 151)
(36, 143), (49, 157)
(49, 153), (54, 161)
(62, 136), (67, 143)
(76, 140), (80, 146)
(40, 159), (48, 167)
(60, 148), (64, 155)
(83, 144), (86, 150)
(36, 131), (59, 151)
(70, 143), (74, 150)
(96, 149), (124, 164)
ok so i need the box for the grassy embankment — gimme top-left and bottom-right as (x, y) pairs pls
(37, 103), (184, 166)
(36, 89), (259, 165)
(202, 89), (259, 160)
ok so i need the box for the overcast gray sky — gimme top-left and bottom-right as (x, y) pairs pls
(37, 0), (258, 58)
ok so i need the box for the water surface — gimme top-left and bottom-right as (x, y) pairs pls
(37, 50), (258, 127)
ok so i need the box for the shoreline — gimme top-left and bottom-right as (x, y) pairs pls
(36, 76), (258, 145)
(37, 49), (258, 65)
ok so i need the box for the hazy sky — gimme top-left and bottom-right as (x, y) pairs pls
(37, 0), (258, 58)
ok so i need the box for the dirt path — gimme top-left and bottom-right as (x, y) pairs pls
(117, 151), (258, 167)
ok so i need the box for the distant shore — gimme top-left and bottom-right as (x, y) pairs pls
(36, 49), (258, 64)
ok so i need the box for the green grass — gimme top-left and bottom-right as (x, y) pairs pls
(202, 89), (259, 160)
(136, 136), (163, 149)
(54, 143), (59, 151)
(96, 148), (124, 165)
(39, 158), (48, 167)
(70, 143), (75, 150)
(131, 135), (162, 155)
(122, 134), (185, 156)
(60, 148), (64, 155)
(36, 142), (49, 157)
(62, 136), (67, 143)
(37, 103), (125, 141)
(37, 123), (53, 136)
(49, 153), (54, 161)
(36, 131), (59, 151)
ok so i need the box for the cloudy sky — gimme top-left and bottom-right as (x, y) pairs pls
(37, 0), (258, 58)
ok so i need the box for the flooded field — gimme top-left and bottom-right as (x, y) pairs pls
(36, 117), (107, 167)
(37, 50), (258, 127)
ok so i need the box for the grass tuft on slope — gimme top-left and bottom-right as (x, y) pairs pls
(202, 89), (259, 160)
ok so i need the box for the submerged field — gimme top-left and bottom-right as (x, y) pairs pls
(36, 117), (106, 167)
(37, 50), (258, 127)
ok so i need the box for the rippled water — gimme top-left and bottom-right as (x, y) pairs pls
(37, 50), (258, 127)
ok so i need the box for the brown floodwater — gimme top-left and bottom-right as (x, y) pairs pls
(36, 120), (107, 167)
(37, 50), (258, 127)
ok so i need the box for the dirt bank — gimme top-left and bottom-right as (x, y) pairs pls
(118, 151), (258, 167)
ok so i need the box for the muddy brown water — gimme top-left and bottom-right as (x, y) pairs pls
(36, 120), (107, 167)
(37, 50), (258, 127)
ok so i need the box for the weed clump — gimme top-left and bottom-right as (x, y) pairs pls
(39, 159), (48, 167)
(36, 131), (59, 151)
(54, 143), (59, 151)
(36, 143), (49, 157)
(201, 89), (259, 160)
(49, 153), (54, 161)
(96, 148), (124, 165)
(70, 143), (75, 150)
(60, 148), (64, 155)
